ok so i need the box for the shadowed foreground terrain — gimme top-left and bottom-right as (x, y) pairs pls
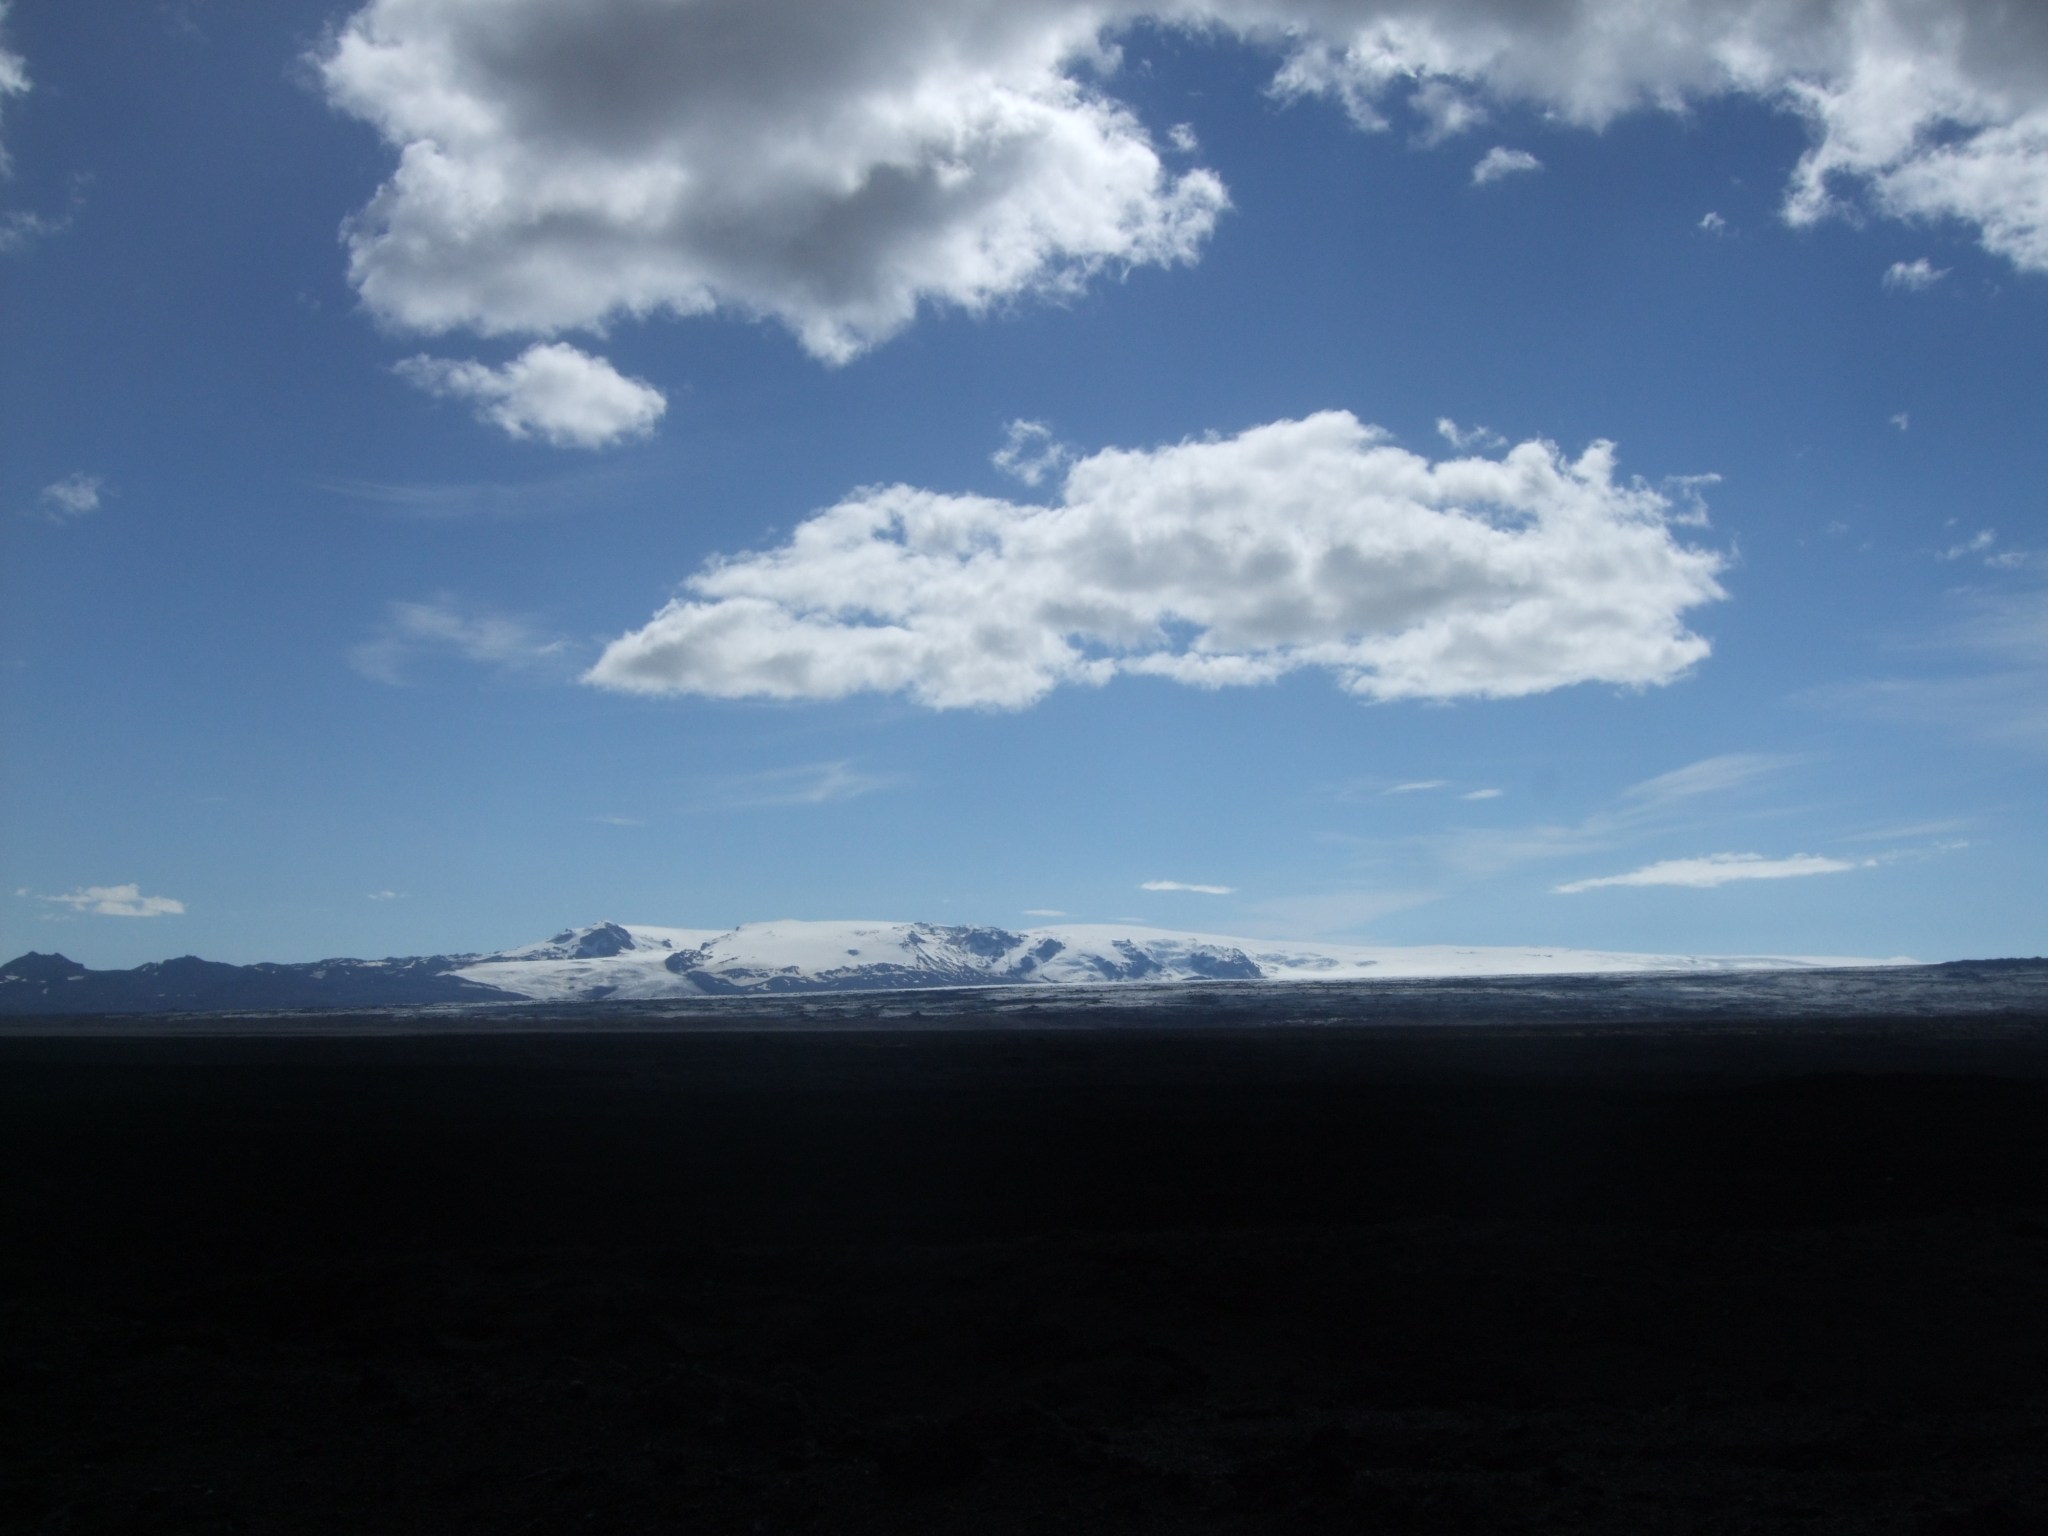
(6, 1008), (2048, 1532)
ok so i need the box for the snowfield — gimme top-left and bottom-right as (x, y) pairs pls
(445, 921), (1901, 1004)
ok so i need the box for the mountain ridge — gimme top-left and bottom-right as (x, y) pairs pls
(0, 919), (1907, 1016)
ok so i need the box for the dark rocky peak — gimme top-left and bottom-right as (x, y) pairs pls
(1, 952), (89, 983)
(568, 922), (637, 958)
(538, 923), (638, 959)
(913, 924), (1026, 960)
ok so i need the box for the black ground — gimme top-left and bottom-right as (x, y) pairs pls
(6, 1017), (2048, 1533)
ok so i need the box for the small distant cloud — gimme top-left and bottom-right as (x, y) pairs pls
(1167, 122), (1198, 154)
(991, 419), (1071, 487)
(1, 205), (66, 255)
(1141, 879), (1236, 895)
(37, 472), (103, 520)
(313, 466), (626, 521)
(702, 760), (894, 810)
(1698, 211), (1728, 234)
(396, 342), (666, 449)
(1461, 787), (1504, 801)
(1471, 146), (1541, 186)
(0, 18), (29, 179)
(1837, 818), (1972, 844)
(1939, 529), (1996, 561)
(588, 814), (644, 827)
(0, 174), (86, 257)
(367, 889), (405, 901)
(30, 882), (185, 917)
(1890, 411), (1910, 432)
(1435, 419), (1505, 452)
(1384, 780), (1448, 795)
(1883, 258), (1947, 291)
(1023, 908), (1068, 918)
(1556, 852), (1858, 894)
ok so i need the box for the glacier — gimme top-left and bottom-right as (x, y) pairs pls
(444, 920), (1897, 1005)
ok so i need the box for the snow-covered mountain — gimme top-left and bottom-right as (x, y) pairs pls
(0, 918), (1904, 1015)
(445, 919), (1892, 1004)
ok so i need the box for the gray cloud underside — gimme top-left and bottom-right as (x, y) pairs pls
(319, 0), (2048, 360)
(585, 411), (1726, 710)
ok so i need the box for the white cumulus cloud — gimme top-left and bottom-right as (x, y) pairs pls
(313, 1), (2048, 364)
(395, 343), (665, 448)
(586, 411), (1726, 711)
(34, 883), (186, 918)
(1261, 0), (2048, 271)
(317, 0), (1226, 363)
(1884, 256), (1948, 290)
(1471, 146), (1541, 185)
(1555, 852), (1859, 893)
(37, 472), (102, 519)
(1141, 880), (1236, 895)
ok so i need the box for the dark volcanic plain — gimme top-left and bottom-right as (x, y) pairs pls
(6, 968), (2048, 1533)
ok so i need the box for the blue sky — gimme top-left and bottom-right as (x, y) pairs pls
(3, 0), (2044, 967)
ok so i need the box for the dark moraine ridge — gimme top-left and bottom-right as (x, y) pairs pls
(6, 974), (2048, 1533)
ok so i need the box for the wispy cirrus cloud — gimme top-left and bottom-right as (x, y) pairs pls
(699, 761), (896, 811)
(1141, 879), (1236, 895)
(1819, 577), (2048, 753)
(1377, 750), (1809, 889)
(1620, 752), (1799, 811)
(1238, 885), (1441, 940)
(350, 596), (570, 685)
(315, 461), (643, 520)
(1556, 852), (1860, 893)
